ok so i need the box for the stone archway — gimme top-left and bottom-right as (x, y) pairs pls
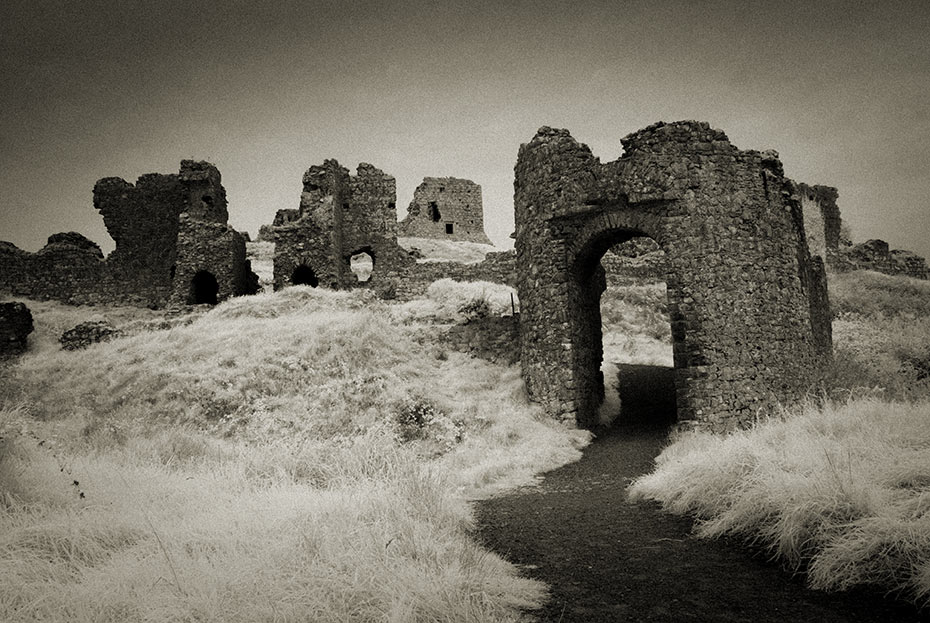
(190, 270), (219, 305)
(291, 264), (319, 287)
(514, 122), (832, 432)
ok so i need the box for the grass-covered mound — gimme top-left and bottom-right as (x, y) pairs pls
(1, 285), (587, 622)
(630, 270), (930, 607)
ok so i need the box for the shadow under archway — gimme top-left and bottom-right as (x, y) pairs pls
(190, 270), (218, 305)
(609, 363), (677, 435)
(291, 264), (318, 287)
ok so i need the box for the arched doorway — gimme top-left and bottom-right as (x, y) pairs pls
(190, 270), (219, 305)
(291, 264), (318, 287)
(577, 232), (676, 428)
(568, 227), (680, 428)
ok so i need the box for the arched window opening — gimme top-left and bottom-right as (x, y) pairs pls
(350, 250), (374, 282)
(291, 264), (319, 287)
(429, 202), (441, 222)
(190, 270), (219, 305)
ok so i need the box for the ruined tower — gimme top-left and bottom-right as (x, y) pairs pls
(398, 177), (493, 244)
(0, 160), (254, 306)
(514, 122), (832, 432)
(272, 160), (413, 290)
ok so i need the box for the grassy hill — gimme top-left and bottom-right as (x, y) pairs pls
(0, 284), (587, 622)
(4, 266), (928, 617)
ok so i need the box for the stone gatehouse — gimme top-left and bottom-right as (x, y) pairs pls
(515, 122), (832, 432)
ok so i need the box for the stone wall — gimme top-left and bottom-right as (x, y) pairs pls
(0, 161), (254, 307)
(833, 239), (930, 279)
(273, 160), (415, 291)
(796, 183), (841, 264)
(442, 315), (520, 365)
(600, 237), (666, 285)
(384, 250), (517, 300)
(398, 177), (493, 244)
(514, 122), (832, 432)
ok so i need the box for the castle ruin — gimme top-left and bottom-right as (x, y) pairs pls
(515, 122), (833, 432)
(272, 161), (414, 290)
(0, 161), (255, 307)
(398, 177), (493, 244)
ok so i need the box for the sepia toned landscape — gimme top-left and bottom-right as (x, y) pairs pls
(2, 1), (929, 621)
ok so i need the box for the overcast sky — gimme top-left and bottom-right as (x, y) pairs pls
(2, 0), (928, 258)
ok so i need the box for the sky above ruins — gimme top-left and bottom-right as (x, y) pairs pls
(2, 0), (929, 259)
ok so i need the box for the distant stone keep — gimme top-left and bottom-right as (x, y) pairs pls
(399, 177), (493, 244)
(515, 122), (833, 432)
(0, 161), (256, 307)
(273, 161), (414, 290)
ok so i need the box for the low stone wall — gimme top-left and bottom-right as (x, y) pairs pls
(383, 250), (517, 300)
(831, 239), (929, 280)
(442, 315), (520, 365)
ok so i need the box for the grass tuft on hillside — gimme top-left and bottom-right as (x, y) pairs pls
(630, 270), (930, 606)
(0, 285), (587, 622)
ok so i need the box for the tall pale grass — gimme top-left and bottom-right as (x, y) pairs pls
(1, 409), (545, 622)
(629, 270), (930, 606)
(1, 286), (587, 622)
(629, 398), (930, 604)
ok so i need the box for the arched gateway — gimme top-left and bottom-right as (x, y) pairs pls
(515, 122), (832, 432)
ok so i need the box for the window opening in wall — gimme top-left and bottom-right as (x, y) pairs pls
(169, 264), (176, 280)
(439, 186), (445, 192)
(446, 223), (454, 235)
(291, 264), (319, 287)
(350, 250), (374, 282)
(190, 270), (219, 305)
(429, 202), (441, 222)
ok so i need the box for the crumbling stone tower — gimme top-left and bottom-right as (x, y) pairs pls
(93, 160), (253, 306)
(515, 122), (832, 432)
(273, 161), (413, 290)
(399, 177), (493, 244)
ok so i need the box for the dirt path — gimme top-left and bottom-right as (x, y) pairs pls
(476, 364), (928, 622)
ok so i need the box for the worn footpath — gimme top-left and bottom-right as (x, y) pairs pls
(477, 364), (929, 623)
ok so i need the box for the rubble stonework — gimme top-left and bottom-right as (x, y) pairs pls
(834, 239), (930, 279)
(796, 183), (842, 263)
(399, 177), (493, 244)
(0, 302), (34, 357)
(514, 122), (833, 432)
(60, 320), (121, 350)
(273, 160), (414, 290)
(0, 161), (256, 307)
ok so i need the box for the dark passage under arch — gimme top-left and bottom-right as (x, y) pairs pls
(291, 264), (319, 287)
(190, 270), (219, 305)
